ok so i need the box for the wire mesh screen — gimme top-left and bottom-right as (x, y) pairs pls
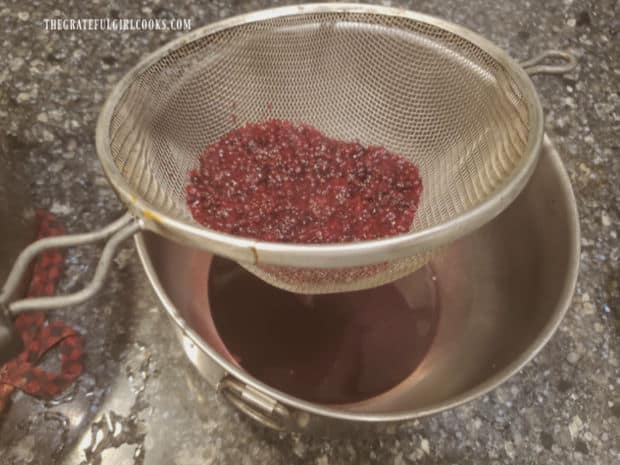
(106, 10), (531, 293)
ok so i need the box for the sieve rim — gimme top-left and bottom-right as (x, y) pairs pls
(96, 3), (543, 268)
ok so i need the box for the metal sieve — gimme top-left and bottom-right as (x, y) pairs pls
(1, 5), (576, 358)
(96, 3), (576, 294)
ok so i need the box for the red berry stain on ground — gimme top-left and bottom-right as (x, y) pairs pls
(186, 119), (422, 243)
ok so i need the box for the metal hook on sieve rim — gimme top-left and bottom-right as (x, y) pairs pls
(520, 50), (577, 76)
(0, 213), (140, 363)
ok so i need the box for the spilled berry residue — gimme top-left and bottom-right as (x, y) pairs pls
(186, 119), (422, 243)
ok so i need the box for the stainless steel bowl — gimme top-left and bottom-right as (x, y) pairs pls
(134, 136), (579, 433)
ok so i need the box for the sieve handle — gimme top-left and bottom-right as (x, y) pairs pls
(0, 213), (140, 363)
(520, 50), (577, 76)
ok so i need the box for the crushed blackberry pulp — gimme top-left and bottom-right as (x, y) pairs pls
(186, 119), (422, 243)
